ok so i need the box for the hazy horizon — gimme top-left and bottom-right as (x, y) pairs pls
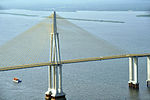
(0, 0), (150, 11)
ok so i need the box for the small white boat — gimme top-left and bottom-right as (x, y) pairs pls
(13, 77), (22, 83)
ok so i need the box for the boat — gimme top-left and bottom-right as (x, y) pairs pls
(13, 77), (22, 83)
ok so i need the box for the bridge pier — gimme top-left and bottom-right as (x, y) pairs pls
(45, 65), (66, 100)
(132, 57), (139, 88)
(128, 57), (133, 87)
(147, 56), (150, 87)
(128, 57), (139, 89)
(45, 11), (66, 100)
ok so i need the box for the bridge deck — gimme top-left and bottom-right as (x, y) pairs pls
(0, 53), (150, 71)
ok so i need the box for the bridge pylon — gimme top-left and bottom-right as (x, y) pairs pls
(45, 11), (66, 100)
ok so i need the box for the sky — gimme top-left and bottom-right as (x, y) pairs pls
(0, 0), (150, 11)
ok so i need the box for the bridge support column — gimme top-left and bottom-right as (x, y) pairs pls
(128, 57), (133, 87)
(45, 65), (66, 100)
(146, 56), (150, 87)
(128, 57), (139, 89)
(132, 57), (139, 89)
(45, 11), (66, 100)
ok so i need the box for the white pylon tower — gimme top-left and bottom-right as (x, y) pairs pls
(45, 11), (66, 100)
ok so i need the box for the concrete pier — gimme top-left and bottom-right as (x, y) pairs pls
(147, 56), (150, 87)
(128, 57), (139, 89)
(45, 95), (66, 100)
(128, 57), (133, 87)
(132, 57), (139, 89)
(45, 11), (66, 100)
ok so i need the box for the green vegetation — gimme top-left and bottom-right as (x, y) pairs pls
(60, 17), (125, 23)
(136, 14), (150, 17)
(0, 12), (125, 23)
(48, 16), (125, 23)
(0, 12), (39, 17)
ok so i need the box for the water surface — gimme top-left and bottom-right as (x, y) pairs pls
(0, 10), (150, 100)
